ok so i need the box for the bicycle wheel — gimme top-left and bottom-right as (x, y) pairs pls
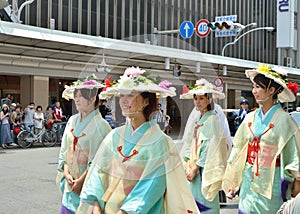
(17, 131), (33, 148)
(42, 130), (57, 147)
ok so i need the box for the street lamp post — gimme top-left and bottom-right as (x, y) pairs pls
(221, 25), (274, 56)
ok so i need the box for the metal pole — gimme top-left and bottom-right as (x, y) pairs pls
(221, 27), (274, 56)
(17, 0), (35, 23)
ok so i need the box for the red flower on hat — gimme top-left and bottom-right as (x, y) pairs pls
(182, 85), (189, 94)
(103, 77), (116, 91)
(287, 82), (299, 94)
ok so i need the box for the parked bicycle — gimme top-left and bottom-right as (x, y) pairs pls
(17, 120), (57, 148)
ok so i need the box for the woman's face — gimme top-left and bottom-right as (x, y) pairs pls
(193, 95), (210, 112)
(74, 90), (95, 112)
(252, 82), (274, 105)
(119, 91), (148, 117)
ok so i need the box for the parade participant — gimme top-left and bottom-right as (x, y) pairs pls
(77, 67), (199, 214)
(57, 74), (111, 214)
(180, 79), (230, 214)
(222, 64), (300, 213)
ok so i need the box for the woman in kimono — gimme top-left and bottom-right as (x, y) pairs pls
(180, 79), (230, 214)
(77, 67), (200, 214)
(222, 64), (300, 213)
(57, 75), (112, 214)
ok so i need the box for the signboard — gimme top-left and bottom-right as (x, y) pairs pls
(215, 15), (237, 22)
(195, 19), (210, 38)
(277, 0), (294, 48)
(214, 15), (237, 38)
(179, 21), (194, 39)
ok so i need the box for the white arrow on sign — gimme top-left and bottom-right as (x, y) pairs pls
(184, 23), (190, 38)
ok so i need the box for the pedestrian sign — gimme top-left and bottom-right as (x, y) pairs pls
(179, 21), (194, 39)
(195, 19), (210, 38)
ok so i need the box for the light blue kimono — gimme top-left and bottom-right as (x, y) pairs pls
(57, 110), (111, 213)
(186, 111), (221, 214)
(80, 120), (166, 213)
(227, 104), (300, 214)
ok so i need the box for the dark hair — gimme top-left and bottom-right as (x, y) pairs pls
(74, 88), (100, 108)
(193, 93), (214, 111)
(253, 74), (283, 100)
(36, 105), (43, 111)
(29, 102), (35, 105)
(141, 92), (157, 121)
(46, 106), (52, 111)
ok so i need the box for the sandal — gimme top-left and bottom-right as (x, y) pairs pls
(2, 144), (8, 149)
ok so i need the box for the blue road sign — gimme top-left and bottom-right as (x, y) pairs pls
(179, 21), (194, 39)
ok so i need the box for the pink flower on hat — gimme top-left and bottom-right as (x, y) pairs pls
(83, 80), (98, 85)
(124, 66), (146, 77)
(159, 80), (172, 90)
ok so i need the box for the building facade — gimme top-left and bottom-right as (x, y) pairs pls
(20, 0), (280, 64)
(0, 0), (299, 135)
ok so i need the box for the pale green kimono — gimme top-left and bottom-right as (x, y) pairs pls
(185, 111), (229, 214)
(77, 120), (200, 214)
(57, 110), (111, 213)
(223, 104), (300, 214)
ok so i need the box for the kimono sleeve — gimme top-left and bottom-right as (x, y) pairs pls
(120, 165), (166, 214)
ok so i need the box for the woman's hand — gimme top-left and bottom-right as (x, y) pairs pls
(292, 179), (300, 197)
(71, 177), (84, 194)
(65, 174), (74, 187)
(186, 165), (200, 182)
(93, 200), (101, 214)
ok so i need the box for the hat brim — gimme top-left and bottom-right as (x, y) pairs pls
(62, 84), (104, 100)
(180, 89), (225, 100)
(101, 84), (176, 99)
(245, 69), (295, 102)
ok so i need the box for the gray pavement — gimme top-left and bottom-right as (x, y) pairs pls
(0, 145), (238, 214)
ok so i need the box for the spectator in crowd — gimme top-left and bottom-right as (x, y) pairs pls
(9, 103), (17, 131)
(34, 105), (44, 134)
(45, 105), (55, 130)
(99, 99), (110, 118)
(53, 101), (64, 122)
(23, 102), (35, 132)
(233, 98), (251, 134)
(152, 103), (165, 130)
(1, 104), (12, 149)
(164, 115), (172, 135)
(104, 109), (115, 129)
(11, 105), (23, 141)
(1, 93), (12, 107)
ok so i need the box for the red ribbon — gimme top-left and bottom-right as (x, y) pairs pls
(71, 128), (86, 151)
(117, 145), (139, 163)
(247, 122), (274, 181)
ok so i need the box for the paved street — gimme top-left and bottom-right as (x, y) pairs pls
(0, 145), (238, 214)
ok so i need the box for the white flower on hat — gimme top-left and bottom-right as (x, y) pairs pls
(272, 65), (287, 77)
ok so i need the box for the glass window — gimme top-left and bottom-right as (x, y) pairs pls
(41, 1), (48, 28)
(62, 0), (68, 31)
(81, 1), (87, 34)
(91, 0), (97, 36)
(72, 0), (78, 33)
